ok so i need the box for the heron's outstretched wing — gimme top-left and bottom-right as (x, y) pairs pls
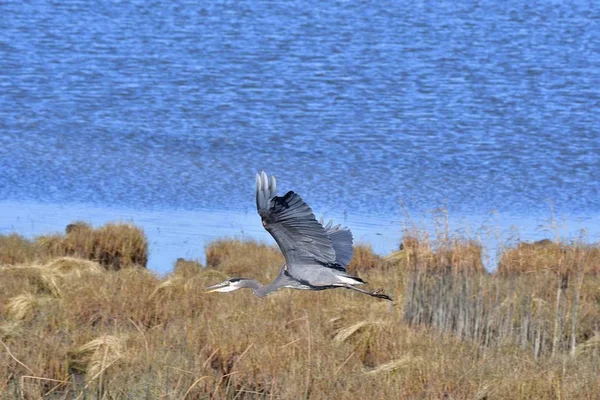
(256, 172), (336, 266)
(320, 218), (354, 268)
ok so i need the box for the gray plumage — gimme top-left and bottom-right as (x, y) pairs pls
(205, 172), (392, 301)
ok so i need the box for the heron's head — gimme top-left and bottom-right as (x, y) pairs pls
(204, 278), (248, 293)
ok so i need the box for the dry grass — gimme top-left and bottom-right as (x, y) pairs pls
(38, 222), (148, 270)
(346, 244), (387, 274)
(44, 257), (105, 277)
(434, 239), (484, 274)
(0, 231), (599, 398)
(0, 234), (40, 265)
(205, 239), (284, 282)
(498, 240), (600, 276)
(404, 269), (600, 358)
(386, 234), (485, 275)
(0, 221), (148, 270)
(173, 258), (204, 278)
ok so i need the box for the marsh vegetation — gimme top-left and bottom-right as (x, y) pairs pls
(0, 221), (599, 399)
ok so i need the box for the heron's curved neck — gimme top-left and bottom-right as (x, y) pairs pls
(242, 279), (279, 297)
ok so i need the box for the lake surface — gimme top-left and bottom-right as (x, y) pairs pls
(1, 1), (599, 272)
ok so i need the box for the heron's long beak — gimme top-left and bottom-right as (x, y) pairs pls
(204, 281), (229, 293)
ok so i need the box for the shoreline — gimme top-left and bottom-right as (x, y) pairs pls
(1, 199), (599, 273)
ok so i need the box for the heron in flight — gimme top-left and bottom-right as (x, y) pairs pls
(205, 172), (392, 301)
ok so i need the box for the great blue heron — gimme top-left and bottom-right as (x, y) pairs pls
(205, 172), (392, 301)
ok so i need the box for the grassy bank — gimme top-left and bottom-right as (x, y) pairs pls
(0, 223), (599, 399)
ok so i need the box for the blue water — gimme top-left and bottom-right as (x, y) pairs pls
(1, 1), (599, 272)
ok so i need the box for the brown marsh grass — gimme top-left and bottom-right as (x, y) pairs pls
(0, 227), (599, 398)
(205, 239), (284, 282)
(38, 222), (148, 270)
(346, 244), (386, 274)
(386, 235), (485, 275)
(497, 240), (600, 276)
(0, 222), (148, 270)
(0, 234), (41, 266)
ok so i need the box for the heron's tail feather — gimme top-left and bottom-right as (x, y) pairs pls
(319, 217), (354, 268)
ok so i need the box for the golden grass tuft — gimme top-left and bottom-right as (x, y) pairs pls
(44, 257), (104, 277)
(385, 235), (424, 268)
(32, 267), (63, 298)
(92, 223), (148, 269)
(1, 221), (148, 270)
(386, 235), (484, 275)
(0, 264), (64, 298)
(364, 355), (422, 375)
(5, 292), (55, 321)
(205, 239), (283, 281)
(347, 244), (386, 274)
(172, 257), (203, 277)
(36, 222), (148, 270)
(149, 276), (182, 300)
(68, 335), (127, 382)
(497, 240), (600, 276)
(0, 234), (39, 265)
(332, 320), (386, 343)
(433, 239), (484, 274)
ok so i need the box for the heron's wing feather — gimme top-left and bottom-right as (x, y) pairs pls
(256, 172), (336, 266)
(323, 222), (354, 268)
(269, 264), (304, 290)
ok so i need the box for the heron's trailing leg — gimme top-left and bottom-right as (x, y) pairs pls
(343, 284), (393, 301)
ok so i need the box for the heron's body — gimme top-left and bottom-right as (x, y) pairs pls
(205, 172), (392, 301)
